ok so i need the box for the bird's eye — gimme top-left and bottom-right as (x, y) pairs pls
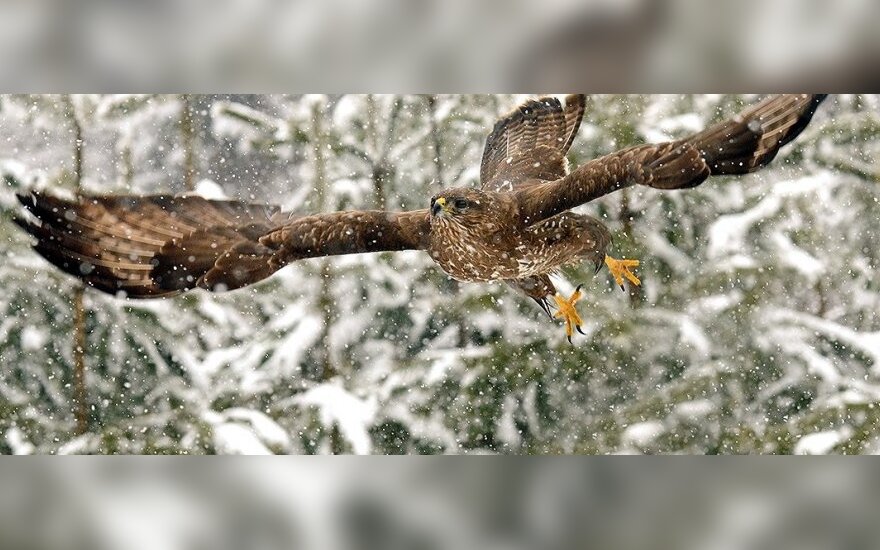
(454, 198), (468, 209)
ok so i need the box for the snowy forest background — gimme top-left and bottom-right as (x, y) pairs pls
(0, 94), (877, 454)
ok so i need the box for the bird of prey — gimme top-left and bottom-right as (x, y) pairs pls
(16, 94), (827, 342)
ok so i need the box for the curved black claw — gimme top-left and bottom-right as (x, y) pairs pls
(574, 285), (586, 336)
(594, 262), (603, 275)
(567, 334), (573, 345)
(534, 297), (553, 319)
(620, 284), (626, 292)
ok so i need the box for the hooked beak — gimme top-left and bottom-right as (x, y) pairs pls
(431, 197), (447, 217)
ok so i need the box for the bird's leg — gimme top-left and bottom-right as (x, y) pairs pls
(604, 255), (640, 291)
(553, 284), (586, 344)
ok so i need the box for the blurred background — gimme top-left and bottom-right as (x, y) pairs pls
(1, 1), (878, 548)
(1, 93), (878, 455)
(2, 459), (880, 550)
(1, 0), (879, 91)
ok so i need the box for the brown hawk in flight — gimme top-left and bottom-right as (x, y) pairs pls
(16, 94), (826, 342)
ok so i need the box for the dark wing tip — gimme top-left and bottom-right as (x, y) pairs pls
(490, 95), (563, 135)
(775, 93), (828, 150)
(561, 94), (587, 155)
(15, 191), (36, 208)
(565, 93), (586, 106)
(13, 194), (43, 237)
(11, 215), (36, 235)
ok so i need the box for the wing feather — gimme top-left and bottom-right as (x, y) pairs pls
(197, 209), (430, 291)
(17, 191), (431, 297)
(16, 192), (281, 297)
(516, 94), (826, 224)
(480, 94), (586, 191)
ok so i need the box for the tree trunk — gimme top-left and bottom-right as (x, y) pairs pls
(311, 101), (345, 453)
(426, 95), (444, 188)
(311, 102), (337, 382)
(71, 286), (88, 434)
(63, 95), (89, 435)
(366, 95), (404, 210)
(180, 94), (197, 191)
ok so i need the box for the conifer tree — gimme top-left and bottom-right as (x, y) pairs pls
(2, 95), (879, 454)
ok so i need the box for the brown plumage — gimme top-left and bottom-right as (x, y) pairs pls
(16, 94), (826, 329)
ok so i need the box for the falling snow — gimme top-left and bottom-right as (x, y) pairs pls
(0, 94), (878, 454)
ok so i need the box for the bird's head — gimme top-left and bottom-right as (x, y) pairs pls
(429, 188), (490, 225)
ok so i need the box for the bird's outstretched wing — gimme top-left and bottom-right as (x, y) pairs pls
(201, 208), (430, 292)
(516, 94), (827, 225)
(16, 192), (431, 298)
(480, 94), (586, 192)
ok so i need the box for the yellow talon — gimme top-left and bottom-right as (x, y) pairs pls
(604, 255), (641, 291)
(553, 285), (586, 344)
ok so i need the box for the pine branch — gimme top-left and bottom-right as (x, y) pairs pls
(97, 94), (159, 119)
(213, 100), (281, 134)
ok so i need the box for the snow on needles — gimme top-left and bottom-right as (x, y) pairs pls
(292, 381), (378, 455)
